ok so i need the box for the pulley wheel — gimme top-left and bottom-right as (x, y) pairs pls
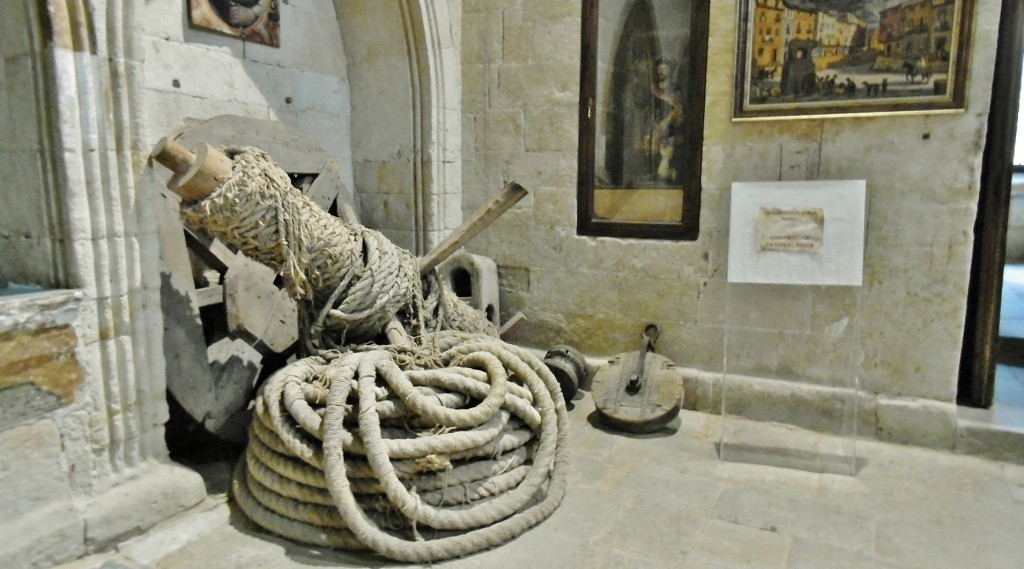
(591, 351), (683, 433)
(542, 344), (588, 401)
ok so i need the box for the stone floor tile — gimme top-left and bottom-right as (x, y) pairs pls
(711, 485), (875, 552)
(648, 421), (722, 461)
(564, 449), (635, 492)
(53, 554), (143, 569)
(567, 542), (681, 569)
(874, 506), (1020, 569)
(684, 519), (792, 569)
(118, 499), (229, 566)
(254, 548), (389, 569)
(1005, 463), (1024, 502)
(476, 525), (580, 569)
(786, 538), (909, 569)
(599, 428), (666, 468)
(613, 463), (726, 515)
(543, 482), (629, 543)
(679, 556), (742, 569)
(701, 457), (834, 498)
(582, 492), (706, 561)
(153, 523), (295, 569)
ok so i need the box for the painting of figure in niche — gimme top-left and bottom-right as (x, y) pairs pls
(189, 0), (281, 47)
(602, 2), (688, 192)
(577, 0), (708, 240)
(734, 0), (975, 120)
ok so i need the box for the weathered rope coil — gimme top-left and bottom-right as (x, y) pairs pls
(232, 332), (569, 562)
(177, 146), (567, 561)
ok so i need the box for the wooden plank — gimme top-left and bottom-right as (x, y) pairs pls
(194, 285), (224, 307)
(223, 258), (299, 354)
(184, 229), (235, 274)
(305, 159), (350, 212)
(419, 182), (528, 274)
(498, 311), (526, 338)
(176, 115), (328, 173)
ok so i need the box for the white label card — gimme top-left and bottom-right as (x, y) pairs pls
(757, 208), (824, 252)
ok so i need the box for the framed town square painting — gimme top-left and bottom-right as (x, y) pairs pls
(734, 0), (975, 120)
(577, 0), (709, 240)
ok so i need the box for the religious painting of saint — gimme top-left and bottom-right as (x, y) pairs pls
(189, 0), (281, 48)
(577, 0), (709, 240)
(734, 0), (975, 120)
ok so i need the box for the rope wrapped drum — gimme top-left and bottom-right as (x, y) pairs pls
(151, 139), (567, 562)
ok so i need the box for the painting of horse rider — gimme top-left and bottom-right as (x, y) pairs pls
(733, 0), (975, 120)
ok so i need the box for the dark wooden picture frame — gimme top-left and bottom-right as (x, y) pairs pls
(577, 0), (709, 240)
(734, 0), (975, 121)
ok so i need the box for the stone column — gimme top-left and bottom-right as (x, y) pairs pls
(0, 1), (206, 566)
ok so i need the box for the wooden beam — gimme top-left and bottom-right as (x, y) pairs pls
(194, 285), (224, 307)
(418, 182), (528, 274)
(498, 311), (526, 339)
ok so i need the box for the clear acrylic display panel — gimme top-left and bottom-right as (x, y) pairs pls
(719, 283), (862, 475)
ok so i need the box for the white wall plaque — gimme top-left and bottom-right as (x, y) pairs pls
(728, 180), (866, 285)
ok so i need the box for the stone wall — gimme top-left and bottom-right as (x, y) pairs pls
(0, 1), (63, 287)
(461, 0), (1001, 448)
(135, 0), (356, 209)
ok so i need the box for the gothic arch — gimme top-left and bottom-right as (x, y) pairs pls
(334, 0), (462, 254)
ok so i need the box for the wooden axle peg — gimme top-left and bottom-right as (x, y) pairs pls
(151, 136), (195, 173)
(151, 137), (233, 203)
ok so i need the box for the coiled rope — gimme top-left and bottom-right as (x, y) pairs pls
(178, 146), (567, 561)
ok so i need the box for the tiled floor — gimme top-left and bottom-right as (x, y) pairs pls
(58, 395), (1024, 569)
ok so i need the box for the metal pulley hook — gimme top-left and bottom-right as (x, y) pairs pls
(626, 323), (660, 394)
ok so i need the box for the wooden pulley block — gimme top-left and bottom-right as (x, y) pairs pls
(591, 324), (684, 433)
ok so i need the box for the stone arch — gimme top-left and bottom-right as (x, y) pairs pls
(334, 0), (462, 255)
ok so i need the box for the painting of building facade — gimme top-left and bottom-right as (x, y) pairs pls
(734, 0), (974, 119)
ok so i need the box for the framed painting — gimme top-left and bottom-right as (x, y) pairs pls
(577, 0), (709, 240)
(734, 0), (975, 120)
(189, 0), (281, 47)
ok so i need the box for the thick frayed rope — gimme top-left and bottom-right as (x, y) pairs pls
(233, 331), (569, 562)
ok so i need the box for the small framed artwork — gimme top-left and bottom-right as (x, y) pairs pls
(189, 0), (281, 47)
(576, 0), (710, 241)
(734, 0), (975, 120)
